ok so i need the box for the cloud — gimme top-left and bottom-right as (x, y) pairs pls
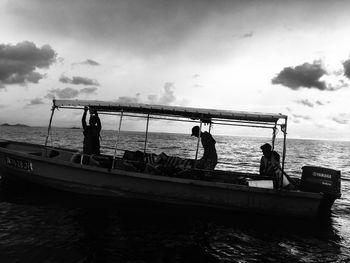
(80, 87), (98, 95)
(59, 75), (100, 86)
(192, 74), (200, 79)
(332, 117), (348, 125)
(331, 113), (350, 125)
(295, 99), (314, 107)
(113, 83), (179, 105)
(46, 86), (98, 99)
(80, 59), (100, 66)
(147, 94), (158, 104)
(315, 100), (331, 106)
(159, 82), (176, 104)
(294, 99), (329, 107)
(29, 98), (45, 105)
(231, 31), (254, 39)
(72, 59), (100, 67)
(242, 32), (254, 38)
(343, 59), (350, 79)
(116, 93), (141, 103)
(272, 61), (328, 90)
(4, 0), (251, 61)
(292, 114), (312, 120)
(46, 87), (79, 99)
(147, 83), (176, 105)
(0, 41), (56, 87)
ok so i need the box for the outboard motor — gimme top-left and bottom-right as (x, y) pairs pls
(300, 166), (341, 198)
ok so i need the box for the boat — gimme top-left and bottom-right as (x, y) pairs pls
(0, 99), (341, 218)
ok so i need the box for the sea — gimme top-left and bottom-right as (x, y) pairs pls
(0, 126), (349, 263)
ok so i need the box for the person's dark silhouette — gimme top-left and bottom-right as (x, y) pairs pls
(191, 126), (217, 172)
(82, 106), (101, 155)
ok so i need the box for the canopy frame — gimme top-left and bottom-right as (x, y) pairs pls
(51, 99), (289, 186)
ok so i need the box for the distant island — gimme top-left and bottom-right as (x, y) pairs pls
(0, 123), (30, 127)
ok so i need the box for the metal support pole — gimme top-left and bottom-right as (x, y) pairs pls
(271, 122), (277, 150)
(281, 118), (287, 171)
(45, 102), (56, 147)
(144, 114), (150, 153)
(112, 110), (123, 169)
(280, 117), (288, 188)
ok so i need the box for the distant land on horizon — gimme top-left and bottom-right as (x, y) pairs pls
(0, 123), (83, 130)
(0, 123), (30, 127)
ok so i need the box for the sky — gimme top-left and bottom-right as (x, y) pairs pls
(0, 0), (350, 141)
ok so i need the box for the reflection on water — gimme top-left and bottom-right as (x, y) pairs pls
(0, 180), (346, 263)
(1, 126), (350, 262)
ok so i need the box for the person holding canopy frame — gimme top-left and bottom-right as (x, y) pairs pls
(191, 125), (218, 177)
(82, 106), (102, 155)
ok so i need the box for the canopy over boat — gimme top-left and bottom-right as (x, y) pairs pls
(54, 99), (287, 124)
(50, 99), (289, 171)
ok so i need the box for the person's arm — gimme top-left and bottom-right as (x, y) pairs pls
(259, 156), (265, 176)
(96, 112), (101, 133)
(82, 106), (88, 129)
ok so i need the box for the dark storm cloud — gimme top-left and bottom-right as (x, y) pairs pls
(272, 62), (327, 90)
(59, 75), (100, 86)
(29, 98), (45, 105)
(46, 87), (79, 99)
(6, 0), (241, 58)
(0, 41), (56, 87)
(342, 59), (350, 79)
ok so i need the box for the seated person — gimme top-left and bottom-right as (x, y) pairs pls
(259, 143), (293, 188)
(259, 143), (281, 178)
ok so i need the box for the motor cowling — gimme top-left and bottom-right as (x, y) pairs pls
(300, 166), (341, 197)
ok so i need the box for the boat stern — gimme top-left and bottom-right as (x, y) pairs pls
(300, 166), (341, 212)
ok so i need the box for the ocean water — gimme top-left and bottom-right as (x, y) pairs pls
(0, 126), (349, 262)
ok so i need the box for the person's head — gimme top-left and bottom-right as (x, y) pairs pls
(191, 126), (200, 138)
(260, 143), (272, 157)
